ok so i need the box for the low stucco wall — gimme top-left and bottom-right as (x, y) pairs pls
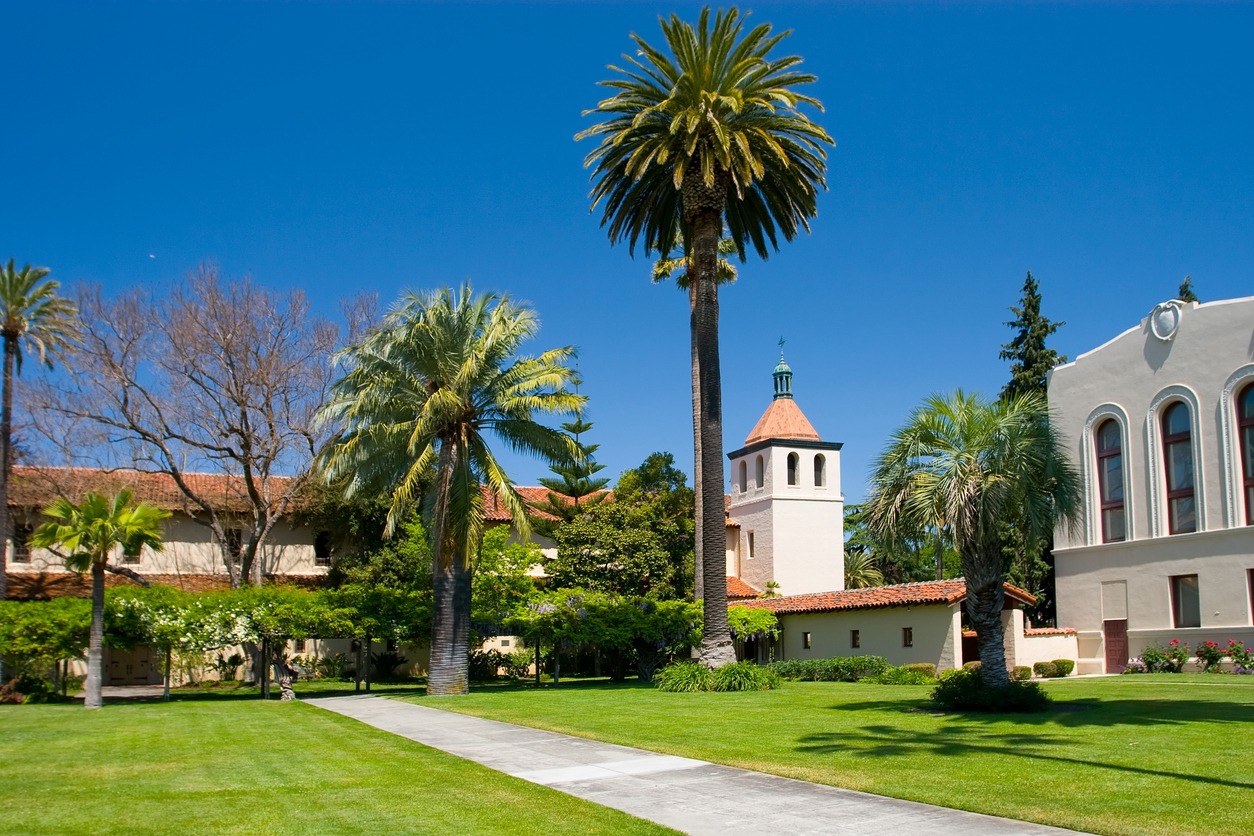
(778, 605), (962, 670)
(1016, 632), (1080, 671)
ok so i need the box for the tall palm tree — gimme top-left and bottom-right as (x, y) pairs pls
(580, 8), (832, 665)
(317, 285), (581, 695)
(652, 235), (736, 604)
(866, 392), (1081, 687)
(0, 260), (80, 601)
(30, 490), (170, 708)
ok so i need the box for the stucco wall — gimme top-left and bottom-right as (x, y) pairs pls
(778, 605), (962, 670)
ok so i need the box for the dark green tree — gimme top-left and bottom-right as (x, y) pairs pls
(999, 271), (1067, 401)
(1177, 275), (1199, 303)
(532, 415), (609, 529)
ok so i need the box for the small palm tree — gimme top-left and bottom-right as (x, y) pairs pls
(580, 7), (832, 666)
(843, 551), (885, 590)
(866, 392), (1080, 687)
(30, 490), (170, 708)
(0, 260), (80, 601)
(317, 284), (581, 695)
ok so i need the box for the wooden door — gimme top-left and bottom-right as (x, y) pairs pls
(1103, 620), (1128, 673)
(106, 647), (155, 685)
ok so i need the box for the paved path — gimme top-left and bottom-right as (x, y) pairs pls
(305, 694), (1081, 836)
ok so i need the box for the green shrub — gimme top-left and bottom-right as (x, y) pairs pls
(930, 667), (1052, 713)
(963, 660), (982, 671)
(868, 665), (936, 685)
(505, 648), (534, 679)
(1012, 666), (1032, 682)
(655, 661), (714, 692)
(710, 661), (780, 692)
(1051, 659), (1075, 677)
(767, 655), (888, 682)
(468, 649), (508, 681)
(902, 663), (937, 679)
(1033, 661), (1059, 678)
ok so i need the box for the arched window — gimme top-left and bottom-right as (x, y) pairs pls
(1095, 419), (1125, 542)
(755, 455), (764, 488)
(787, 452), (799, 486)
(1162, 402), (1196, 534)
(814, 454), (826, 487)
(1240, 383), (1254, 525)
(738, 460), (748, 492)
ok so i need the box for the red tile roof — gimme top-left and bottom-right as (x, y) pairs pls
(6, 572), (328, 601)
(744, 398), (821, 445)
(726, 576), (761, 600)
(481, 485), (612, 523)
(1024, 627), (1077, 636)
(732, 579), (1036, 615)
(8, 466), (301, 514)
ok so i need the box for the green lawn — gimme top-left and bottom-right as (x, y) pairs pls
(0, 694), (673, 836)
(401, 674), (1254, 836)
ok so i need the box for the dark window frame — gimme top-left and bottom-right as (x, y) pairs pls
(11, 523), (34, 564)
(814, 454), (826, 487)
(1095, 419), (1126, 543)
(850, 629), (860, 649)
(902, 627), (914, 648)
(314, 531), (333, 567)
(1161, 402), (1197, 535)
(802, 631), (812, 650)
(786, 452), (799, 486)
(1170, 574), (1201, 629)
(1239, 383), (1254, 526)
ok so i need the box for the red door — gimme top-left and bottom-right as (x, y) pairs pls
(1103, 620), (1128, 673)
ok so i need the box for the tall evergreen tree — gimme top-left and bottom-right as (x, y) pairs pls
(532, 414), (610, 527)
(1177, 275), (1199, 303)
(999, 271), (1067, 401)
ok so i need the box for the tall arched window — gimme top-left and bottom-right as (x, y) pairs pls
(738, 460), (748, 493)
(1240, 383), (1254, 525)
(814, 454), (826, 487)
(755, 455), (764, 488)
(787, 452), (799, 486)
(1162, 402), (1197, 534)
(1095, 419), (1125, 542)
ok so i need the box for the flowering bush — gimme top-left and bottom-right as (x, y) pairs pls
(1124, 639), (1189, 673)
(1227, 640), (1253, 670)
(1195, 641), (1226, 673)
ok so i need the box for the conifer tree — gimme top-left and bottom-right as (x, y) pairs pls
(999, 271), (1067, 401)
(1177, 275), (1199, 303)
(532, 415), (610, 527)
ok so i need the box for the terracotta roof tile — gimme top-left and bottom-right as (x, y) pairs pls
(1024, 627), (1077, 636)
(9, 466), (301, 514)
(732, 579), (1036, 615)
(6, 572), (328, 601)
(744, 398), (821, 445)
(481, 485), (611, 523)
(726, 576), (760, 600)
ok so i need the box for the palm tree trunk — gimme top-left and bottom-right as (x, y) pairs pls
(427, 436), (472, 695)
(687, 195), (735, 668)
(0, 334), (15, 604)
(964, 549), (1010, 687)
(85, 560), (106, 709)
(690, 281), (704, 606)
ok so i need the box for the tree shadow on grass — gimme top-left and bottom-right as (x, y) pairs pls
(832, 695), (1250, 728)
(794, 722), (1254, 792)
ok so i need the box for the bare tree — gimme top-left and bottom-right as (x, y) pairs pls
(27, 265), (338, 587)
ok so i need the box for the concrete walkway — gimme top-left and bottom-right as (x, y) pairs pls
(305, 694), (1081, 835)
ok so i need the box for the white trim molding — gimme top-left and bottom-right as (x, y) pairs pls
(1082, 404), (1134, 546)
(1145, 385), (1206, 538)
(1219, 365), (1254, 528)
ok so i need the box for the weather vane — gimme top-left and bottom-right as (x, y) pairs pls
(778, 336), (786, 357)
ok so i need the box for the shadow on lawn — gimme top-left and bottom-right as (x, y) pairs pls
(832, 694), (1250, 728)
(795, 721), (1254, 792)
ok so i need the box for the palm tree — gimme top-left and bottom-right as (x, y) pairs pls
(317, 285), (581, 695)
(0, 260), (79, 601)
(579, 8), (833, 665)
(29, 490), (170, 708)
(866, 392), (1081, 687)
(842, 551), (885, 589)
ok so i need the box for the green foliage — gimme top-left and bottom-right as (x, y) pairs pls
(1052, 658), (1075, 677)
(1033, 661), (1059, 678)
(904, 662), (937, 678)
(549, 502), (672, 597)
(710, 661), (780, 692)
(726, 606), (779, 641)
(930, 667), (1052, 713)
(328, 514), (433, 591)
(1177, 275), (1199, 303)
(653, 661), (714, 693)
(532, 416), (610, 529)
(999, 271), (1067, 401)
(0, 598), (88, 686)
(472, 526), (540, 634)
(868, 665), (937, 685)
(843, 503), (957, 585)
(842, 549), (885, 589)
(1011, 665), (1032, 682)
(31, 490), (171, 574)
(1124, 640), (1189, 674)
(767, 655), (889, 682)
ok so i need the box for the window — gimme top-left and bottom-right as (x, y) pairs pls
(739, 460), (748, 492)
(1095, 419), (1126, 543)
(747, 531), (755, 559)
(223, 528), (244, 565)
(787, 452), (799, 486)
(1248, 569), (1254, 625)
(1240, 384), (1254, 525)
(814, 454), (826, 487)
(122, 543), (142, 566)
(902, 627), (914, 648)
(314, 531), (333, 567)
(500, 639), (511, 647)
(755, 455), (764, 488)
(11, 523), (33, 564)
(293, 639), (307, 653)
(1170, 574), (1200, 628)
(1162, 403), (1197, 534)
(802, 631), (812, 649)
(850, 630), (860, 649)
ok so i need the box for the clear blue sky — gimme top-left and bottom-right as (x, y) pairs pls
(5, 2), (1253, 502)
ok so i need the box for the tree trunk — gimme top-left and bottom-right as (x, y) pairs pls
(364, 630), (372, 693)
(684, 183), (736, 669)
(963, 548), (1010, 687)
(163, 646), (171, 701)
(427, 435), (472, 696)
(261, 637), (270, 699)
(689, 281), (704, 606)
(84, 560), (106, 709)
(0, 334), (15, 605)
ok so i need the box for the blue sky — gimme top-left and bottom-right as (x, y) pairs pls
(5, 2), (1253, 502)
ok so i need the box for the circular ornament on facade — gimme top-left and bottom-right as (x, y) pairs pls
(1150, 301), (1183, 341)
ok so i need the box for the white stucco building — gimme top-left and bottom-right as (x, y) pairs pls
(725, 355), (845, 597)
(1049, 295), (1254, 673)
